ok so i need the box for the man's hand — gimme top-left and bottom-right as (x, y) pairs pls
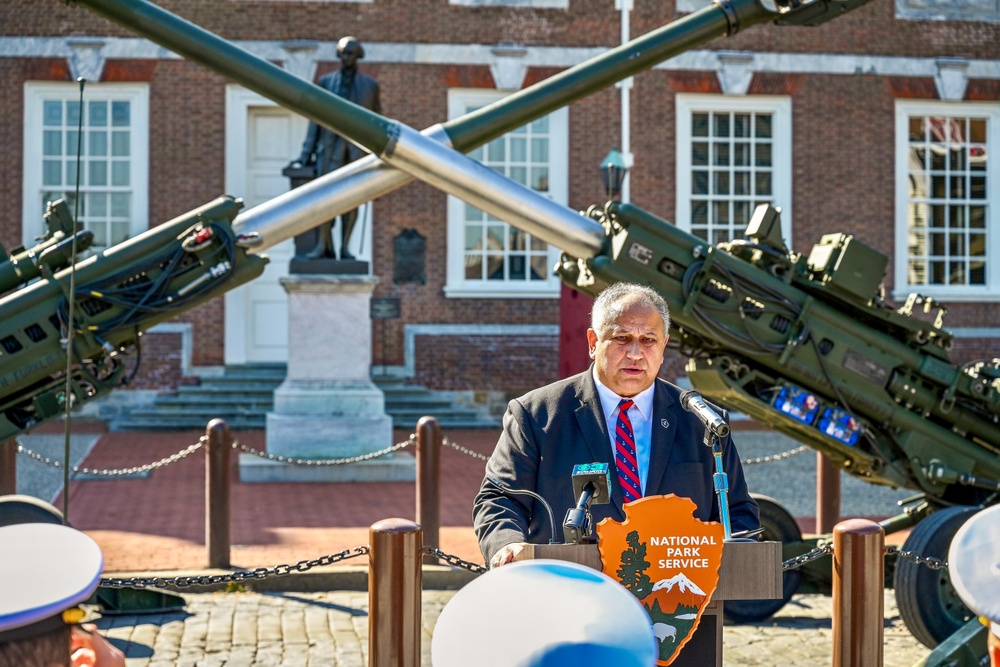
(490, 542), (528, 569)
(70, 624), (126, 667)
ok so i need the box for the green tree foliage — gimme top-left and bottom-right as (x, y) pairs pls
(617, 530), (653, 598)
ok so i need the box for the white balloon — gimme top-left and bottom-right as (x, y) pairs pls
(432, 559), (657, 667)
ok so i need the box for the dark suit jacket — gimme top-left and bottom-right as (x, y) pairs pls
(473, 369), (760, 564)
(300, 69), (382, 174)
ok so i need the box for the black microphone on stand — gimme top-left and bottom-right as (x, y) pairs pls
(563, 463), (612, 544)
(679, 389), (730, 439)
(487, 476), (560, 544)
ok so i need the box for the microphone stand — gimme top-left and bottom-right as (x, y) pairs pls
(705, 429), (755, 543)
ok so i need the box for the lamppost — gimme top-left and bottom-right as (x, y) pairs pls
(600, 148), (628, 201)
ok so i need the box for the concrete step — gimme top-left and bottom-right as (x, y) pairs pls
(109, 365), (498, 431)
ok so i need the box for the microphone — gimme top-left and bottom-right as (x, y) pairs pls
(679, 390), (730, 439)
(487, 477), (560, 544)
(563, 463), (612, 544)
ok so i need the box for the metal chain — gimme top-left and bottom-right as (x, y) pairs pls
(17, 438), (205, 476)
(424, 546), (488, 574)
(442, 436), (490, 462)
(743, 445), (809, 466)
(100, 546), (371, 589)
(782, 543), (950, 572)
(235, 435), (415, 466)
(782, 543), (833, 571)
(885, 546), (949, 571)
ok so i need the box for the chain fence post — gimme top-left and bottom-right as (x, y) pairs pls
(206, 419), (231, 568)
(817, 451), (841, 533)
(0, 438), (16, 495)
(416, 416), (440, 564)
(832, 518), (884, 667)
(369, 518), (422, 667)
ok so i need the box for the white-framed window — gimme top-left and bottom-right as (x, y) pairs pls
(676, 95), (793, 246)
(894, 101), (999, 301)
(445, 89), (568, 298)
(23, 83), (149, 253)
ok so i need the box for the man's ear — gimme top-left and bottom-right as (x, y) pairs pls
(587, 329), (598, 359)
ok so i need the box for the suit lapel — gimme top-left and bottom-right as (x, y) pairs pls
(645, 380), (679, 497)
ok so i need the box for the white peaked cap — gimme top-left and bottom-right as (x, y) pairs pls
(431, 559), (657, 667)
(948, 504), (1000, 624)
(0, 523), (103, 640)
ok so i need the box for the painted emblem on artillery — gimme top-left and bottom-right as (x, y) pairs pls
(596, 494), (724, 665)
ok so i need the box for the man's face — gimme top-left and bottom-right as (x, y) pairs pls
(587, 301), (668, 397)
(338, 42), (362, 69)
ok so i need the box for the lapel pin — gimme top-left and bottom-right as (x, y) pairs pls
(661, 418), (670, 429)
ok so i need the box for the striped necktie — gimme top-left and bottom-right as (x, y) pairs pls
(615, 399), (642, 503)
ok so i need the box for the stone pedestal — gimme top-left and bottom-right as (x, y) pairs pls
(241, 275), (414, 483)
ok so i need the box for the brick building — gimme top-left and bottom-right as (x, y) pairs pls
(0, 0), (997, 419)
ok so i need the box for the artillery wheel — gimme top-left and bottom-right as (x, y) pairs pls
(723, 494), (802, 624)
(894, 505), (977, 649)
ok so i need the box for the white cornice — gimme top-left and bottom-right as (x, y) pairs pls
(3, 37), (1000, 83)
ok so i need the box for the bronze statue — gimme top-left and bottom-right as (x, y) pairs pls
(290, 36), (381, 260)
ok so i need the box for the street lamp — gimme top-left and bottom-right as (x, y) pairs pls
(600, 148), (628, 201)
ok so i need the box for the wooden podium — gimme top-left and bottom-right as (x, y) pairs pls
(514, 541), (781, 666)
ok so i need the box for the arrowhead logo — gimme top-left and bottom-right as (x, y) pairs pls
(596, 494), (724, 665)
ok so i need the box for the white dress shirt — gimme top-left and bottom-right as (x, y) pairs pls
(592, 369), (655, 495)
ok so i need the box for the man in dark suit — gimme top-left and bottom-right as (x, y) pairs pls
(294, 36), (381, 260)
(473, 282), (759, 568)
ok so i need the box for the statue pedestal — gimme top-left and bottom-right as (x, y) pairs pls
(241, 275), (414, 483)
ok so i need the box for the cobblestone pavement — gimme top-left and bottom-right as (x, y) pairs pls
(92, 589), (930, 666)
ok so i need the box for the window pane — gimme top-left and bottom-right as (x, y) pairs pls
(713, 171), (729, 195)
(734, 114), (750, 138)
(734, 171), (750, 195)
(692, 113), (709, 137)
(111, 131), (130, 157)
(487, 138), (505, 162)
(44, 100), (62, 126)
(43, 160), (61, 186)
(110, 221), (130, 245)
(111, 161), (129, 186)
(111, 192), (130, 217)
(692, 142), (708, 166)
(734, 142), (750, 166)
(487, 225), (505, 251)
(87, 192), (108, 217)
(530, 167), (548, 191)
(755, 114), (772, 138)
(465, 255), (483, 280)
(692, 171), (708, 195)
(89, 161), (107, 186)
(510, 137), (526, 162)
(88, 100), (108, 127)
(510, 166), (527, 185)
(64, 161), (77, 185)
(713, 142), (730, 166)
(486, 254), (504, 280)
(531, 138), (547, 163)
(712, 113), (728, 137)
(509, 255), (525, 280)
(89, 131), (108, 156)
(755, 172), (772, 196)
(43, 130), (62, 156)
(755, 143), (771, 167)
(111, 101), (130, 127)
(530, 255), (547, 281)
(67, 101), (80, 126)
(66, 131), (80, 157)
(692, 200), (708, 227)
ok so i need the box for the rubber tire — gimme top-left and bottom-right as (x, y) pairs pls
(894, 505), (977, 649)
(723, 494), (803, 624)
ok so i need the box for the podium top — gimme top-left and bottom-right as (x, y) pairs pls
(515, 541), (782, 601)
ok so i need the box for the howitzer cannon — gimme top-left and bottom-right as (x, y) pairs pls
(9, 0), (993, 660)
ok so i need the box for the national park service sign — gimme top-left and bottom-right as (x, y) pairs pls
(596, 494), (724, 665)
